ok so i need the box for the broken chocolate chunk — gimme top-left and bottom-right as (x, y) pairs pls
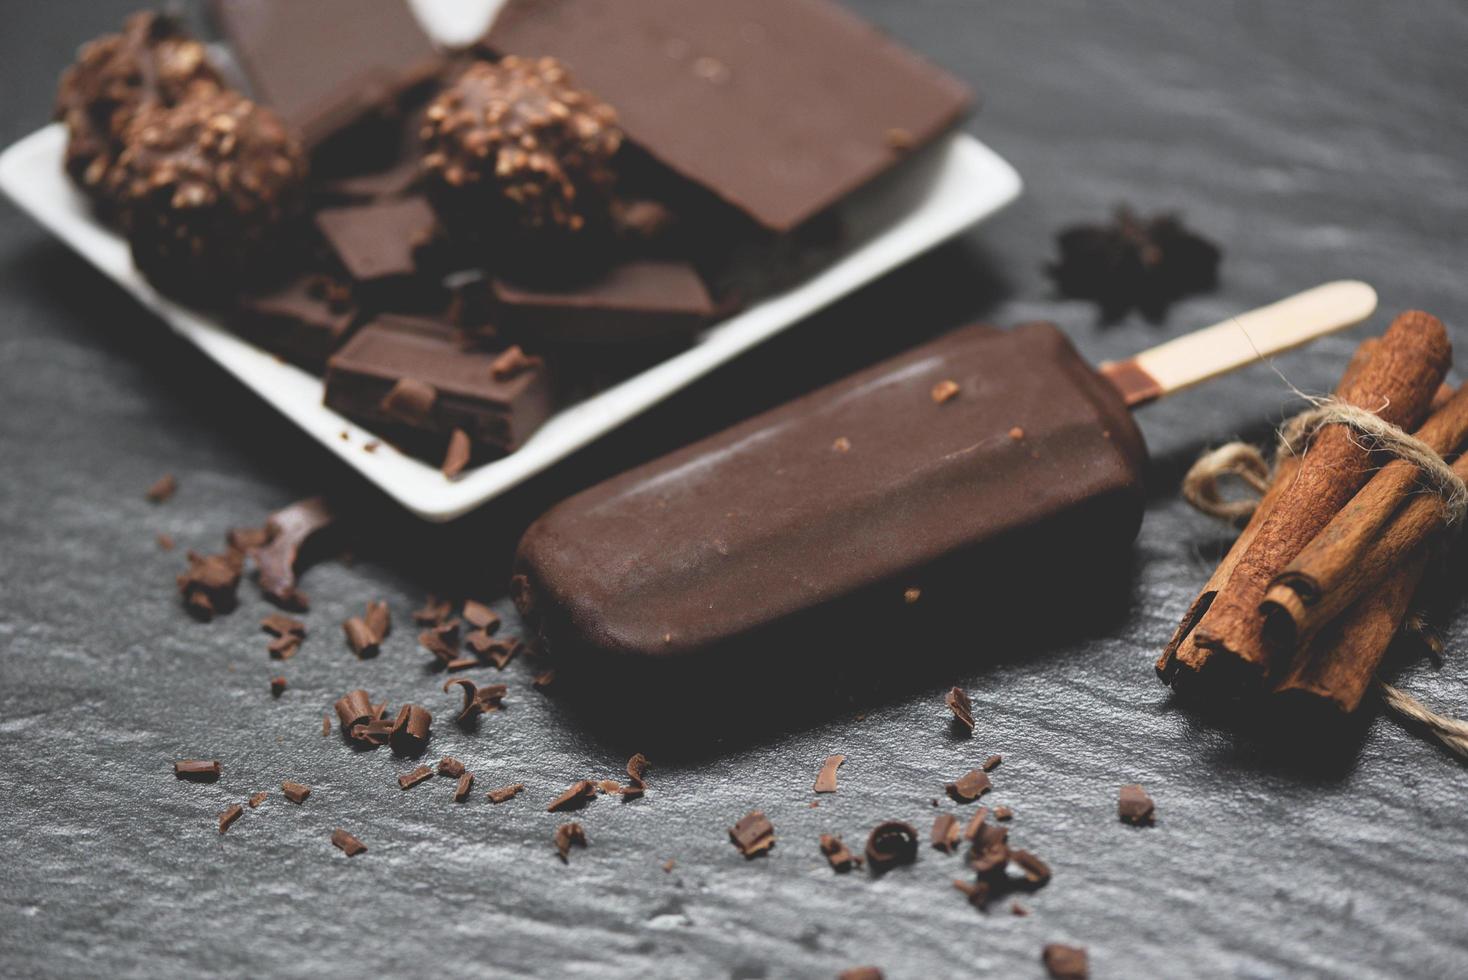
(982, 754), (1002, 772)
(398, 765), (433, 790)
(865, 821), (919, 870)
(554, 822), (588, 862)
(945, 686), (974, 733)
(145, 473), (177, 503)
(389, 704), (432, 756)
(454, 773), (475, 802)
(437, 757), (465, 779)
(819, 833), (860, 872)
(254, 496), (335, 609)
(1042, 943), (1089, 980)
(547, 780), (597, 813)
(1049, 206), (1220, 323)
(331, 828), (367, 856)
(174, 759), (221, 782)
(218, 804), (243, 833)
(813, 754), (844, 794)
(931, 813), (962, 853)
(946, 770), (992, 803)
(729, 811), (775, 858)
(442, 678), (507, 723)
(487, 783), (525, 804)
(281, 781), (311, 804)
(1119, 784), (1155, 826)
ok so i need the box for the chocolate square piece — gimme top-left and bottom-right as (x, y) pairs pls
(314, 197), (442, 308)
(491, 260), (715, 343)
(324, 315), (555, 454)
(211, 0), (441, 153)
(485, 0), (973, 232)
(231, 274), (359, 370)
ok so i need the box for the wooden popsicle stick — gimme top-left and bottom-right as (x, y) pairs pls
(1100, 280), (1378, 407)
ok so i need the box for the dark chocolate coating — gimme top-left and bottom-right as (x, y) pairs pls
(484, 0), (973, 233)
(514, 323), (1146, 667)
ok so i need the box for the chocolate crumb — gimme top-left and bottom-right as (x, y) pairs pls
(1119, 784), (1155, 825)
(321, 715), (331, 736)
(1009, 426), (1025, 440)
(261, 613), (306, 638)
(268, 634), (301, 659)
(994, 806), (1014, 822)
(331, 828), (366, 856)
(398, 765), (433, 790)
(662, 859), (676, 873)
(1042, 943), (1089, 980)
(931, 813), (962, 853)
(437, 757), (465, 779)
(832, 436), (851, 453)
(982, 754), (1002, 772)
(454, 773), (475, 802)
(487, 783), (525, 804)
(624, 752), (650, 798)
(1011, 901), (1030, 917)
(931, 379), (960, 404)
(490, 345), (542, 382)
(729, 811), (775, 858)
(174, 759), (221, 782)
(218, 804), (243, 833)
(819, 833), (860, 872)
(363, 440), (380, 453)
(442, 428), (472, 478)
(945, 686), (975, 733)
(145, 474), (177, 503)
(547, 780), (597, 812)
(554, 822), (587, 862)
(840, 969), (884, 980)
(946, 770), (992, 803)
(248, 792), (268, 809)
(419, 621), (461, 664)
(813, 754), (844, 794)
(281, 781), (310, 803)
(156, 533), (175, 551)
(269, 675), (287, 697)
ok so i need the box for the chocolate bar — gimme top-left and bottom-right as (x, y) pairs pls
(491, 261), (715, 343)
(484, 0), (973, 233)
(324, 315), (554, 456)
(314, 196), (444, 310)
(512, 323), (1147, 666)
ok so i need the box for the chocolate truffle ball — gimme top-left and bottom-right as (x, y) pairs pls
(107, 89), (307, 303)
(420, 57), (622, 239)
(54, 12), (223, 211)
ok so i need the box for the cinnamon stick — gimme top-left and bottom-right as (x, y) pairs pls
(1157, 339), (1378, 684)
(1186, 312), (1450, 684)
(1262, 381), (1468, 650)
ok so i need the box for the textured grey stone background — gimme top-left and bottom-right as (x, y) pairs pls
(2, 2), (1466, 978)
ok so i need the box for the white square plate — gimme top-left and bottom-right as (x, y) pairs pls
(0, 4), (1020, 521)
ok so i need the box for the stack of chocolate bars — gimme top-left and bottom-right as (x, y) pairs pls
(56, 0), (972, 472)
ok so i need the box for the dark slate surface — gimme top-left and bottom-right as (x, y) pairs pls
(2, 2), (1466, 978)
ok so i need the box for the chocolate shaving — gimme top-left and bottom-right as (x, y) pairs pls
(838, 970), (884, 980)
(1011, 902), (1030, 916)
(969, 820), (1010, 876)
(364, 600), (391, 642)
(532, 669), (556, 690)
(156, 533), (175, 551)
(145, 473), (177, 503)
(389, 704), (432, 756)
(865, 821), (918, 869)
(437, 757), (465, 779)
(176, 550), (243, 621)
(413, 595), (452, 625)
(962, 807), (991, 842)
(419, 620), (461, 664)
(547, 780), (597, 813)
(487, 783), (525, 804)
(946, 770), (992, 803)
(254, 496), (335, 609)
(625, 753), (650, 797)
(994, 806), (1014, 822)
(398, 765), (433, 790)
(261, 613), (306, 638)
(321, 715), (330, 736)
(952, 877), (993, 910)
(445, 657), (480, 671)
(490, 345), (542, 382)
(174, 759), (221, 782)
(554, 822), (587, 862)
(945, 686), (975, 733)
(380, 377), (437, 426)
(248, 792), (268, 809)
(442, 678), (507, 723)
(462, 600), (500, 632)
(269, 675), (287, 697)
(454, 773), (475, 802)
(1119, 784), (1155, 826)
(268, 634), (301, 659)
(982, 754), (1002, 772)
(931, 813), (962, 853)
(472, 637), (519, 669)
(819, 833), (861, 872)
(729, 811), (775, 858)
(334, 688), (373, 739)
(1042, 943), (1089, 980)
(813, 754), (844, 794)
(331, 828), (367, 856)
(218, 804), (243, 833)
(281, 781), (310, 803)
(1011, 849), (1052, 887)
(227, 525), (271, 553)
(442, 428), (472, 478)
(342, 617), (378, 658)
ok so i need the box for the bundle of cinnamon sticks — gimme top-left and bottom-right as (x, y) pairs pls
(1159, 310), (1463, 712)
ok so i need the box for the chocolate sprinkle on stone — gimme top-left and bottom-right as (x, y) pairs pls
(281, 781), (311, 804)
(945, 686), (974, 733)
(364, 601), (391, 643)
(261, 613), (306, 638)
(414, 596), (453, 626)
(969, 820), (1010, 876)
(156, 533), (175, 551)
(462, 600), (499, 632)
(342, 617), (379, 658)
(454, 773), (475, 802)
(813, 754), (844, 794)
(982, 754), (1002, 772)
(389, 705), (432, 756)
(269, 676), (287, 697)
(962, 807), (991, 842)
(176, 550), (243, 621)
(931, 813), (962, 853)
(864, 821), (919, 869)
(442, 678), (507, 723)
(334, 689), (373, 739)
(437, 757), (465, 779)
(331, 828), (367, 856)
(819, 834), (860, 872)
(838, 969), (884, 980)
(1042, 943), (1089, 980)
(729, 811), (775, 859)
(946, 770), (992, 803)
(554, 822), (587, 862)
(174, 759), (221, 782)
(1012, 849), (1052, 887)
(625, 753), (650, 796)
(547, 780), (597, 813)
(487, 783), (525, 804)
(1119, 784), (1156, 825)
(145, 473), (177, 503)
(398, 765), (433, 790)
(255, 497), (335, 610)
(248, 792), (268, 809)
(994, 806), (1014, 822)
(218, 804), (243, 833)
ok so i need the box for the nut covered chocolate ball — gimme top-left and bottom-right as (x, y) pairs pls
(421, 57), (622, 238)
(107, 89), (307, 303)
(54, 12), (223, 210)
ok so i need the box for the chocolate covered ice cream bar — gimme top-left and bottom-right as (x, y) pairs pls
(512, 283), (1378, 670)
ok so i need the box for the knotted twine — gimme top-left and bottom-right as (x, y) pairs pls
(1182, 396), (1468, 759)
